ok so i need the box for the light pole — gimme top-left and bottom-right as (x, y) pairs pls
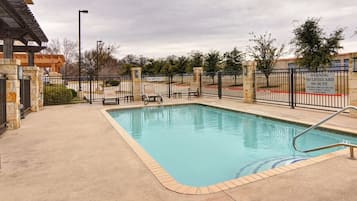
(78, 9), (88, 91)
(96, 40), (102, 78)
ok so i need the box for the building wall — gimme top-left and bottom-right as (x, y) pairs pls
(274, 52), (354, 70)
(0, 53), (65, 73)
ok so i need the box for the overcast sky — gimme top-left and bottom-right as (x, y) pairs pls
(30, 0), (357, 59)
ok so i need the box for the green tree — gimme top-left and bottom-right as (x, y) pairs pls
(165, 55), (178, 75)
(189, 51), (203, 73)
(204, 51), (221, 84)
(176, 56), (189, 83)
(248, 33), (284, 88)
(291, 18), (344, 72)
(223, 47), (244, 86)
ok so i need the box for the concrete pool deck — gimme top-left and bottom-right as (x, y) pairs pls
(0, 98), (356, 201)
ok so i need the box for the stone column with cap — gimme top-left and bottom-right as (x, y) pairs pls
(0, 59), (21, 129)
(131, 67), (142, 101)
(23, 66), (42, 112)
(243, 61), (256, 103)
(193, 67), (203, 95)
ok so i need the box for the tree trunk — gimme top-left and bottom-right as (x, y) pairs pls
(234, 74), (237, 86)
(265, 76), (269, 88)
(181, 74), (184, 84)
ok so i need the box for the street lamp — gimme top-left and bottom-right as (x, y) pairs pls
(78, 9), (88, 91)
(96, 40), (102, 78)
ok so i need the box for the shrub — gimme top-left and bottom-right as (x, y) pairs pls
(44, 85), (73, 105)
(69, 89), (77, 97)
(105, 79), (120, 86)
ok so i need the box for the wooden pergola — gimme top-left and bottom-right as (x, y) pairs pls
(0, 0), (48, 65)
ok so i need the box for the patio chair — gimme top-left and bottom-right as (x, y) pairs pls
(188, 82), (200, 98)
(102, 86), (120, 105)
(142, 85), (163, 105)
(188, 87), (199, 98)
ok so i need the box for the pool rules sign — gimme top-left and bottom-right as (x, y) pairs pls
(305, 72), (335, 94)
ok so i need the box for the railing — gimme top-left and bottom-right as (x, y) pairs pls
(255, 68), (349, 110)
(0, 74), (6, 134)
(293, 105), (357, 158)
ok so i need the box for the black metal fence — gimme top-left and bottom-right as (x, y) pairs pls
(201, 72), (218, 97)
(43, 75), (133, 105)
(20, 76), (31, 117)
(221, 72), (243, 99)
(255, 70), (291, 105)
(255, 68), (349, 109)
(0, 74), (6, 134)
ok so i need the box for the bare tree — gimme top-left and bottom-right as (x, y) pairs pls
(83, 42), (120, 76)
(62, 39), (77, 64)
(42, 39), (61, 54)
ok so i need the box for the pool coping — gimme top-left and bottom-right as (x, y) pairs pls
(101, 101), (356, 195)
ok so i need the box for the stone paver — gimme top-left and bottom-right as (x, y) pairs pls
(0, 98), (356, 201)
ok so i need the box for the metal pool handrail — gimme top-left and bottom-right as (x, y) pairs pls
(292, 105), (357, 158)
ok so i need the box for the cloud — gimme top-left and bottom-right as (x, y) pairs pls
(30, 0), (357, 58)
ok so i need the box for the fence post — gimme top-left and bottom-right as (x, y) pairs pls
(289, 68), (295, 109)
(89, 76), (92, 104)
(243, 62), (256, 103)
(349, 54), (357, 118)
(168, 74), (171, 98)
(131, 67), (142, 101)
(218, 71), (222, 99)
(199, 73), (202, 97)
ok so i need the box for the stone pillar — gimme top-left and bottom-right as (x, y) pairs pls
(131, 67), (142, 101)
(193, 67), (203, 83)
(193, 67), (203, 95)
(23, 66), (42, 112)
(243, 61), (256, 103)
(0, 59), (21, 129)
(349, 54), (357, 118)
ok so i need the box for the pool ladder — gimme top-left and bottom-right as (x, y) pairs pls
(292, 105), (357, 159)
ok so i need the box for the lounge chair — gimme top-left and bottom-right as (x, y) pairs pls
(102, 86), (120, 105)
(142, 85), (163, 105)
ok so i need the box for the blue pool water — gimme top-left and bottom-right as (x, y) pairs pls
(109, 104), (357, 187)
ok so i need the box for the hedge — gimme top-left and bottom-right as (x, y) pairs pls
(44, 84), (73, 105)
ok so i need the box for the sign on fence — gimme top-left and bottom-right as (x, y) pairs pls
(306, 72), (335, 94)
(145, 77), (166, 82)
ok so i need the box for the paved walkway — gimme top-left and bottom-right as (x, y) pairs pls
(0, 98), (356, 201)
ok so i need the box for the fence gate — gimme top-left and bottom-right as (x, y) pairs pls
(0, 74), (6, 134)
(255, 68), (349, 110)
(20, 76), (31, 118)
(86, 75), (133, 104)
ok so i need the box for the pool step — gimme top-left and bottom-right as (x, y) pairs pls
(236, 156), (308, 178)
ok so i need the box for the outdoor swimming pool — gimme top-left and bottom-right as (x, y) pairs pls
(108, 104), (357, 187)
